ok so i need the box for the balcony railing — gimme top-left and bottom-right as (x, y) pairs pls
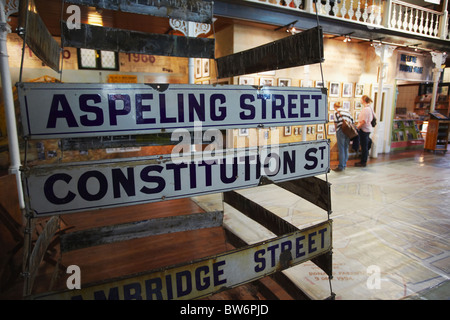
(245, 0), (449, 41)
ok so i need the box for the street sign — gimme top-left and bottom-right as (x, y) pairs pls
(216, 27), (324, 78)
(34, 220), (332, 300)
(23, 140), (329, 216)
(18, 0), (60, 72)
(18, 82), (328, 139)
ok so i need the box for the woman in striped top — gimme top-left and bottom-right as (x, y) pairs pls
(333, 102), (354, 172)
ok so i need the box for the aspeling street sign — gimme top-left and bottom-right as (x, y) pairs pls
(17, 82), (327, 139)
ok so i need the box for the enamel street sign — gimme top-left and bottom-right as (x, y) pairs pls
(23, 140), (330, 216)
(17, 82), (328, 139)
(34, 220), (332, 300)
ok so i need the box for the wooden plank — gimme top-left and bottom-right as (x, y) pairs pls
(62, 22), (215, 59)
(18, 0), (61, 72)
(65, 0), (213, 23)
(216, 26), (324, 78)
(259, 176), (332, 212)
(60, 211), (223, 252)
(26, 216), (60, 295)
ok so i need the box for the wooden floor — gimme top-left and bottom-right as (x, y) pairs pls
(0, 147), (444, 300)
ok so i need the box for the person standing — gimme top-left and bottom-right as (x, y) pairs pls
(333, 102), (354, 172)
(356, 95), (374, 167)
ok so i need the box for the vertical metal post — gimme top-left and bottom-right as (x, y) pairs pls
(188, 21), (195, 85)
(0, 0), (25, 209)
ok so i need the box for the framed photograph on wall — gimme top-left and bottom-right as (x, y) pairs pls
(355, 83), (364, 97)
(278, 78), (291, 87)
(317, 124), (324, 132)
(202, 59), (210, 77)
(355, 101), (362, 109)
(195, 58), (202, 78)
(315, 80), (327, 88)
(317, 133), (324, 140)
(329, 82), (340, 97)
(328, 124), (336, 135)
(239, 128), (249, 136)
(260, 77), (274, 86)
(308, 126), (316, 135)
(239, 77), (255, 85)
(343, 100), (351, 111)
(284, 126), (292, 136)
(329, 113), (335, 122)
(343, 83), (353, 97)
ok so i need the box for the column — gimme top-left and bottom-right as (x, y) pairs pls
(169, 19), (211, 84)
(430, 52), (447, 113)
(372, 43), (396, 158)
(169, 19), (211, 152)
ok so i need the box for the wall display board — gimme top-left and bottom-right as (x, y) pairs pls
(23, 140), (330, 216)
(395, 51), (433, 82)
(18, 82), (328, 139)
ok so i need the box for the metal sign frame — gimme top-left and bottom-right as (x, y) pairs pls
(17, 0), (334, 299)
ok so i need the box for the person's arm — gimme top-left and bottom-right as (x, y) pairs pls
(357, 119), (366, 129)
(357, 108), (367, 129)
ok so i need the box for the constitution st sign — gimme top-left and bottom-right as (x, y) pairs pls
(23, 140), (330, 216)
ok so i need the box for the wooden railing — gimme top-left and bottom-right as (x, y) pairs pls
(388, 0), (447, 39)
(245, 0), (449, 40)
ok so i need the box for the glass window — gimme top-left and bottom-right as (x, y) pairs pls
(80, 49), (97, 68)
(78, 49), (119, 70)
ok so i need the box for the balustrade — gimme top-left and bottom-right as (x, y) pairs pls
(245, 0), (449, 40)
(389, 0), (443, 38)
